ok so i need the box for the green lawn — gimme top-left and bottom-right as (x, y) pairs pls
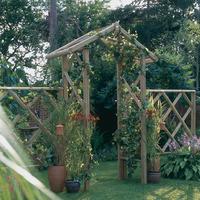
(37, 161), (200, 200)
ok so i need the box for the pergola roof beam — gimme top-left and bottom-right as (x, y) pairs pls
(119, 26), (158, 62)
(46, 22), (119, 59)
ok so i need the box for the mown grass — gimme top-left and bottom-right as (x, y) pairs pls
(37, 161), (200, 200)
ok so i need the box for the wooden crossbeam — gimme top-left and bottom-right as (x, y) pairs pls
(162, 107), (191, 151)
(148, 89), (196, 93)
(46, 22), (119, 59)
(122, 77), (141, 109)
(134, 74), (141, 86)
(156, 144), (164, 153)
(27, 129), (42, 146)
(0, 87), (62, 91)
(64, 72), (84, 107)
(12, 96), (40, 125)
(8, 90), (54, 140)
(75, 53), (83, 66)
(153, 93), (162, 104)
(182, 92), (192, 107)
(162, 93), (182, 121)
(164, 126), (179, 143)
(162, 92), (192, 136)
(119, 26), (158, 62)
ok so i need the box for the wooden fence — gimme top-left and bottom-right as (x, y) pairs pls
(0, 87), (62, 145)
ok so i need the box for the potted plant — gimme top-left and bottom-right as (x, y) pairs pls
(64, 113), (95, 193)
(45, 99), (73, 193)
(47, 123), (66, 193)
(64, 163), (81, 193)
(146, 97), (162, 183)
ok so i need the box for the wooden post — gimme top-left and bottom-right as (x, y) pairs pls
(191, 91), (196, 135)
(140, 52), (147, 184)
(62, 55), (70, 100)
(82, 49), (90, 128)
(82, 48), (90, 191)
(117, 58), (127, 180)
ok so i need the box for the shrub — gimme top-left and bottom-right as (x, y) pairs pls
(161, 135), (200, 181)
(162, 154), (200, 181)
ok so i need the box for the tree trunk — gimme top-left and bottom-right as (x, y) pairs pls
(49, 0), (58, 52)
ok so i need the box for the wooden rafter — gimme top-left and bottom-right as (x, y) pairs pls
(46, 22), (119, 59)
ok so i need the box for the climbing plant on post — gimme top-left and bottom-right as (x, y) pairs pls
(140, 51), (147, 184)
(116, 46), (128, 180)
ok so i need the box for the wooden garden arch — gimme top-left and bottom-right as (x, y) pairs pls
(46, 21), (158, 184)
(0, 22), (196, 185)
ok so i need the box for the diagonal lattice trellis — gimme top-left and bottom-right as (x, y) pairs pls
(121, 77), (196, 154)
(0, 88), (63, 146)
(149, 90), (196, 153)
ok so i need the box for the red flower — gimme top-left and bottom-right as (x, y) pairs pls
(70, 113), (99, 122)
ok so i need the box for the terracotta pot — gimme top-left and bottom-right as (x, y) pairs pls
(147, 171), (161, 183)
(48, 166), (66, 193)
(147, 157), (160, 172)
(65, 180), (80, 193)
(56, 124), (64, 136)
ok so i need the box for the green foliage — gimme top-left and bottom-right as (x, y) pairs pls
(161, 154), (200, 181)
(29, 143), (53, 170)
(147, 56), (193, 89)
(93, 145), (117, 162)
(146, 97), (163, 160)
(0, 0), (45, 68)
(114, 83), (141, 176)
(65, 126), (93, 180)
(38, 97), (94, 180)
(56, 0), (109, 46)
(0, 106), (61, 200)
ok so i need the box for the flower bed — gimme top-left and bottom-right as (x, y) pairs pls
(161, 135), (200, 181)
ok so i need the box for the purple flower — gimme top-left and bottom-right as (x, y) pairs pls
(169, 141), (178, 151)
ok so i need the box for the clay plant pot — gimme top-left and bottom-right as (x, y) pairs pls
(48, 166), (66, 193)
(65, 180), (81, 193)
(56, 124), (64, 136)
(147, 171), (161, 183)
